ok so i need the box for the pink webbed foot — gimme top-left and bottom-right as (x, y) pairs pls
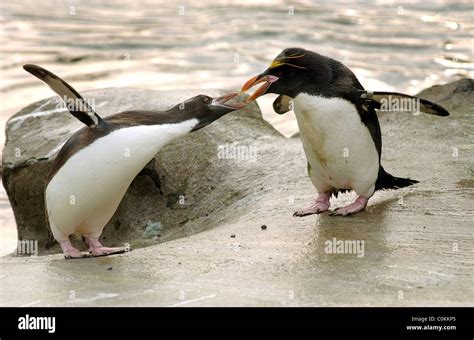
(84, 237), (127, 257)
(293, 192), (331, 217)
(329, 196), (369, 216)
(60, 240), (90, 259)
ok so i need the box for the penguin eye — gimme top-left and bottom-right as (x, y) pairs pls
(276, 70), (284, 77)
(201, 96), (211, 104)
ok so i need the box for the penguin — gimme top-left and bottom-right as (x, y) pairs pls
(241, 48), (449, 216)
(24, 64), (244, 258)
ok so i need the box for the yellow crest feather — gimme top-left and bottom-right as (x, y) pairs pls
(268, 53), (307, 69)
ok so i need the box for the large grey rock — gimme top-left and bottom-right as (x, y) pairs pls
(416, 78), (474, 116)
(1, 88), (279, 254)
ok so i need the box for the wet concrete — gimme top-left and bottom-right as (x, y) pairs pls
(1, 81), (473, 307)
(0, 200), (472, 307)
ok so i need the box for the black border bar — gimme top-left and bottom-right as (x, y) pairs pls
(0, 307), (472, 339)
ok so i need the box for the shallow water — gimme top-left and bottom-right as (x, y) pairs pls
(0, 0), (473, 254)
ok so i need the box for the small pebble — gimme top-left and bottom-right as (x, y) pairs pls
(230, 234), (236, 238)
(261, 225), (267, 230)
(107, 267), (113, 271)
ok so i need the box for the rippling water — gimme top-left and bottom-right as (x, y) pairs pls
(0, 0), (473, 254)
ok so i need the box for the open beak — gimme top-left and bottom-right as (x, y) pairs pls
(241, 74), (279, 102)
(205, 92), (246, 118)
(211, 92), (245, 110)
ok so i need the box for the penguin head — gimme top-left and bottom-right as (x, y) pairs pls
(182, 92), (244, 132)
(241, 47), (338, 100)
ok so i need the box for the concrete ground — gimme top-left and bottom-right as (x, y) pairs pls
(0, 198), (472, 307)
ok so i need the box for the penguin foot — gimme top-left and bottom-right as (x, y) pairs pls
(64, 252), (92, 259)
(60, 240), (90, 259)
(84, 237), (127, 257)
(329, 196), (368, 216)
(90, 247), (127, 257)
(293, 192), (330, 217)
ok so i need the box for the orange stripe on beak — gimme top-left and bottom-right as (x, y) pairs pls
(241, 75), (263, 93)
(241, 75), (279, 102)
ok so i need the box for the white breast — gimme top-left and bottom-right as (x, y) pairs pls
(293, 93), (379, 196)
(46, 119), (197, 239)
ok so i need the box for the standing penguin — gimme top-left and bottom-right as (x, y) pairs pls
(24, 64), (243, 258)
(241, 48), (449, 216)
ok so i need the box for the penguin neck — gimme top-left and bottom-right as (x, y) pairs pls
(107, 109), (200, 130)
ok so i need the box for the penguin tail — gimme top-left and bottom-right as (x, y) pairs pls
(359, 91), (450, 117)
(375, 167), (419, 191)
(23, 64), (104, 127)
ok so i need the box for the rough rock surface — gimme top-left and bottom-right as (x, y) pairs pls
(1, 80), (472, 306)
(417, 78), (474, 116)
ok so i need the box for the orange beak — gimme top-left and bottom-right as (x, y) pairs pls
(241, 74), (279, 102)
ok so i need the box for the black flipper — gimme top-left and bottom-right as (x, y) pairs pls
(360, 91), (450, 116)
(273, 95), (293, 114)
(375, 166), (418, 191)
(23, 64), (103, 127)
